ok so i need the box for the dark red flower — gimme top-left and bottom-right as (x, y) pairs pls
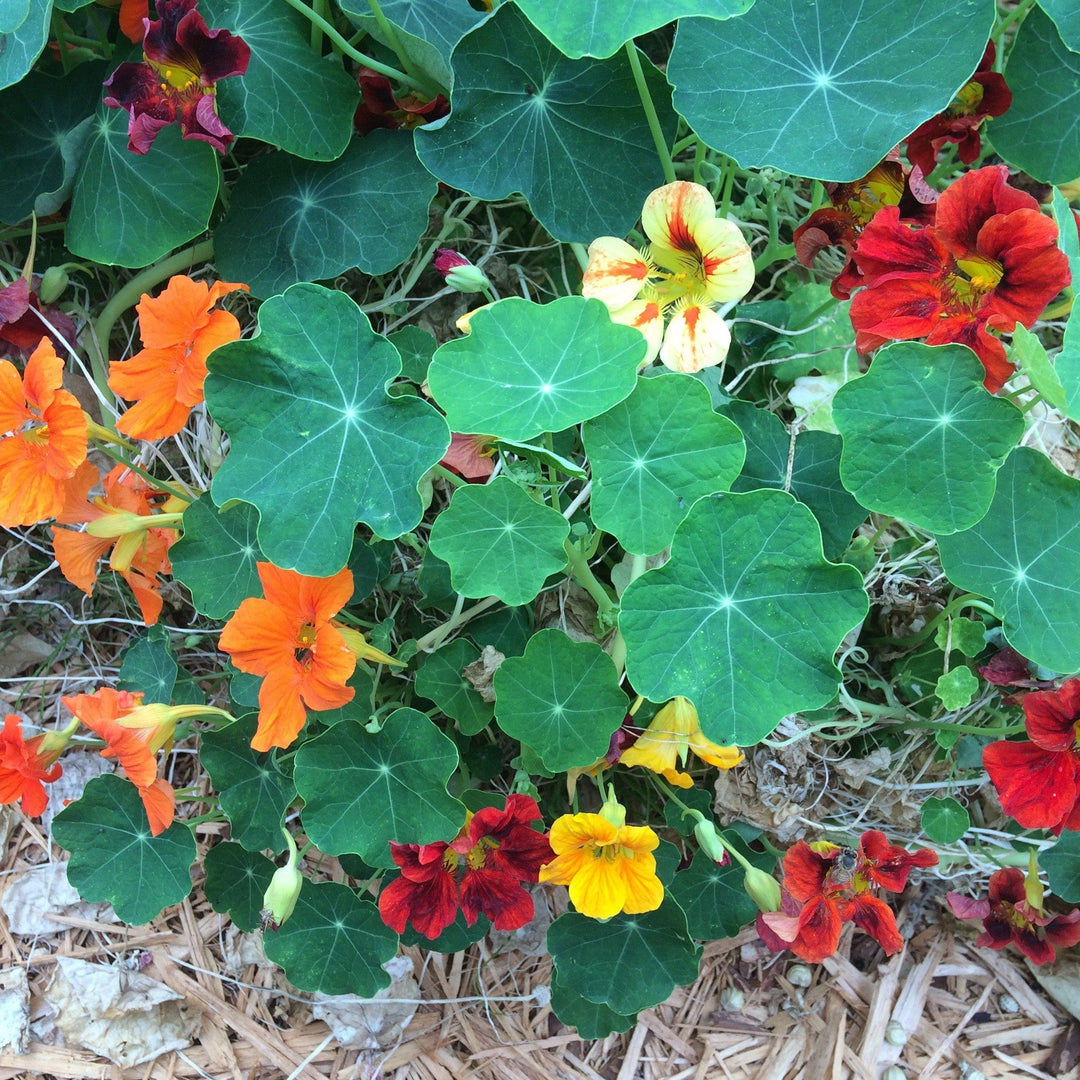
(849, 165), (1070, 392)
(353, 68), (449, 135)
(947, 867), (1080, 965)
(977, 645), (1039, 689)
(103, 0), (250, 155)
(793, 159), (936, 299)
(0, 277), (78, 361)
(378, 793), (552, 939)
(759, 830), (938, 962)
(983, 678), (1080, 833)
(905, 43), (1012, 178)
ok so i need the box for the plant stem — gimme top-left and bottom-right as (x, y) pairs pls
(414, 595), (501, 652)
(624, 42), (675, 185)
(563, 539), (615, 616)
(867, 592), (995, 647)
(366, 0), (428, 88)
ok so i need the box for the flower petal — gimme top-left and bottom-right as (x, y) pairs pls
(582, 237), (651, 311)
(659, 303), (730, 373)
(983, 739), (1080, 830)
(641, 181), (717, 252)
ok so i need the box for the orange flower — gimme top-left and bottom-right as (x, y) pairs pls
(51, 463), (185, 625)
(0, 338), (87, 526)
(108, 275), (247, 440)
(0, 715), (76, 817)
(219, 562), (357, 752)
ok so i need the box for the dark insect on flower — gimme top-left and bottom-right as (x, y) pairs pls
(828, 846), (859, 885)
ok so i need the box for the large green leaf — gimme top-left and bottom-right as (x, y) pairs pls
(0, 63), (104, 223)
(0, 0), (49, 89)
(203, 843), (275, 932)
(514, 0), (754, 59)
(293, 708), (463, 866)
(1043, 830), (1080, 903)
(66, 107), (219, 266)
(417, 3), (678, 242)
(493, 629), (627, 772)
(620, 490), (868, 746)
(414, 638), (494, 735)
(202, 0), (357, 160)
(427, 477), (569, 606)
(1037, 0), (1080, 51)
(428, 297), (644, 440)
(0, 0), (28, 33)
(261, 880), (398, 996)
(720, 401), (867, 561)
(1052, 189), (1080, 421)
(668, 850), (761, 940)
(206, 284), (450, 574)
(583, 373), (745, 556)
(668, 0), (995, 181)
(832, 343), (1024, 535)
(52, 775), (197, 925)
(169, 494), (263, 620)
(200, 716), (296, 853)
(992, 6), (1080, 184)
(550, 976), (637, 1038)
(937, 447), (1080, 674)
(214, 132), (437, 299)
(547, 900), (702, 1015)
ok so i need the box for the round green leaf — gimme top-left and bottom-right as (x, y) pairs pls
(0, 0), (48, 89)
(721, 401), (867, 560)
(1043, 831), (1080, 903)
(203, 843), (275, 932)
(293, 708), (464, 866)
(920, 796), (970, 844)
(170, 493), (263, 619)
(67, 107), (219, 267)
(832, 343), (1024, 535)
(620, 490), (869, 746)
(935, 667), (979, 710)
(1051, 190), (1080, 422)
(1037, 0), (1080, 51)
(427, 477), (570, 606)
(52, 774), (197, 926)
(668, 0), (995, 181)
(668, 849), (762, 940)
(117, 625), (179, 703)
(428, 297), (644, 441)
(417, 3), (678, 242)
(514, 0), (753, 59)
(206, 284), (450, 574)
(399, 908), (490, 953)
(547, 900), (702, 1015)
(202, 0), (358, 160)
(200, 716), (296, 853)
(261, 880), (398, 997)
(550, 975), (636, 1038)
(493, 629), (627, 772)
(584, 373), (745, 555)
(0, 0), (29, 34)
(937, 447), (1080, 674)
(414, 639), (494, 735)
(214, 132), (437, 299)
(992, 6), (1080, 184)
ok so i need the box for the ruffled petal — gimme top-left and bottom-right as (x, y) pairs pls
(659, 303), (730, 373)
(983, 739), (1080, 830)
(581, 237), (651, 311)
(641, 181), (717, 252)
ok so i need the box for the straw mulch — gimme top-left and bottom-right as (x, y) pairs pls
(0, 804), (1077, 1080)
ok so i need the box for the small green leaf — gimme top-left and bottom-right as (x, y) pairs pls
(428, 297), (644, 441)
(206, 284), (450, 573)
(1043, 831), (1080, 902)
(170, 494), (263, 619)
(52, 775), (197, 925)
(934, 617), (986, 659)
(920, 796), (970, 844)
(583, 373), (745, 555)
(935, 667), (979, 710)
(427, 477), (570, 606)
(832, 343), (1023, 535)
(493, 629), (627, 772)
(294, 708), (463, 866)
(261, 880), (398, 996)
(203, 843), (275, 932)
(1010, 325), (1067, 411)
(547, 900), (702, 1015)
(118, 626), (179, 703)
(550, 975), (637, 1038)
(414, 639), (494, 735)
(620, 490), (868, 746)
(200, 717), (296, 853)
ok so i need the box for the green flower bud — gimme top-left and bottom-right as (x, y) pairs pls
(432, 249), (491, 294)
(39, 266), (69, 305)
(692, 817), (728, 864)
(260, 831), (302, 931)
(743, 865), (782, 914)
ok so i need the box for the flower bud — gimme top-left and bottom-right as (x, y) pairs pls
(598, 785), (626, 828)
(885, 1020), (907, 1046)
(1024, 849), (1044, 912)
(260, 831), (302, 932)
(432, 249), (491, 293)
(743, 865), (782, 913)
(692, 817), (729, 865)
(39, 267), (69, 304)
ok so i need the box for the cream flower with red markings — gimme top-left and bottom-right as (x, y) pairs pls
(582, 181), (754, 373)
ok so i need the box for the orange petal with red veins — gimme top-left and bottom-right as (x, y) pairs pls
(641, 181), (717, 253)
(608, 299), (664, 364)
(659, 304), (731, 373)
(582, 237), (651, 311)
(693, 217), (755, 303)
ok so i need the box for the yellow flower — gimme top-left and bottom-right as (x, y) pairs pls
(582, 181), (754, 373)
(618, 697), (743, 788)
(539, 812), (663, 919)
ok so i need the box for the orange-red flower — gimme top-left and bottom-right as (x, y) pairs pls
(0, 715), (74, 817)
(51, 463), (185, 625)
(0, 338), (87, 527)
(218, 562), (357, 752)
(108, 275), (247, 440)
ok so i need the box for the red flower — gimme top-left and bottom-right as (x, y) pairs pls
(849, 165), (1070, 392)
(905, 43), (1012, 178)
(793, 159), (936, 299)
(0, 715), (71, 817)
(759, 830), (938, 962)
(947, 868), (1080, 966)
(0, 276), (78, 361)
(353, 67), (449, 135)
(103, 0), (250, 155)
(378, 794), (552, 939)
(983, 678), (1080, 833)
(440, 432), (496, 482)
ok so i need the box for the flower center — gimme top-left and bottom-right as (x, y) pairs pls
(294, 624), (317, 664)
(945, 79), (985, 119)
(954, 254), (1004, 293)
(150, 60), (201, 93)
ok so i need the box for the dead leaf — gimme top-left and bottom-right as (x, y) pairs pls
(0, 631), (54, 676)
(0, 968), (29, 1053)
(1, 862), (117, 935)
(312, 955), (419, 1050)
(462, 645), (505, 703)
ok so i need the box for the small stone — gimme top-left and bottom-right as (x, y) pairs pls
(883, 1067), (906, 1080)
(885, 1020), (908, 1046)
(998, 993), (1020, 1014)
(719, 986), (744, 1011)
(786, 964), (813, 988)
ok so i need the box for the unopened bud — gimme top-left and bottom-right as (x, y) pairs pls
(39, 266), (69, 304)
(432, 249), (491, 293)
(260, 831), (302, 932)
(885, 1020), (907, 1046)
(883, 1068), (907, 1080)
(786, 963), (813, 988)
(719, 986), (744, 1011)
(743, 865), (782, 913)
(692, 818), (729, 865)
